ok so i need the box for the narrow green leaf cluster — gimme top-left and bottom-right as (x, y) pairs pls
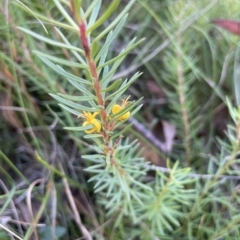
(15, 0), (201, 238)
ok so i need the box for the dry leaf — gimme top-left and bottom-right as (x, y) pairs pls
(162, 121), (176, 153)
(139, 140), (166, 167)
(0, 64), (24, 130)
(212, 19), (240, 35)
(146, 79), (166, 98)
(153, 120), (176, 153)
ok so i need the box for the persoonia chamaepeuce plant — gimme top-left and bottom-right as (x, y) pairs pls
(16, 0), (197, 238)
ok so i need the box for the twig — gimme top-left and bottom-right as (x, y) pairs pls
(0, 224), (23, 240)
(129, 117), (166, 152)
(58, 161), (92, 240)
(0, 106), (31, 112)
(26, 178), (45, 240)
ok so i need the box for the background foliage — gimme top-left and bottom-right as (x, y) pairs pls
(1, 0), (240, 239)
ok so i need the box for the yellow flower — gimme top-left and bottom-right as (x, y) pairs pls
(112, 96), (131, 121)
(78, 111), (101, 134)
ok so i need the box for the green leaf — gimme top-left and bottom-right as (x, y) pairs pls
(84, 164), (106, 173)
(83, 134), (103, 139)
(14, 2), (77, 32)
(87, 0), (120, 33)
(106, 79), (128, 113)
(57, 93), (96, 102)
(129, 104), (143, 117)
(92, 41), (102, 60)
(0, 150), (28, 182)
(102, 65), (109, 78)
(131, 179), (152, 191)
(67, 78), (96, 98)
(58, 104), (80, 116)
(101, 78), (122, 92)
(93, 0), (135, 42)
(50, 94), (97, 112)
(82, 153), (104, 159)
(105, 72), (142, 105)
(111, 122), (134, 139)
(101, 55), (126, 88)
(34, 51), (87, 68)
(88, 0), (102, 27)
(37, 57), (91, 86)
(97, 31), (114, 69)
(88, 171), (109, 182)
(40, 59), (97, 107)
(101, 65), (109, 98)
(98, 38), (145, 69)
(55, 28), (86, 65)
(18, 27), (83, 53)
(95, 14), (128, 63)
(116, 171), (129, 195)
(73, 0), (82, 22)
(71, 76), (93, 94)
(53, 0), (78, 28)
(94, 181), (112, 193)
(64, 125), (94, 131)
(0, 187), (16, 216)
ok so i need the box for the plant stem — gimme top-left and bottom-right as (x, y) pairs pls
(176, 30), (191, 166)
(71, 3), (126, 173)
